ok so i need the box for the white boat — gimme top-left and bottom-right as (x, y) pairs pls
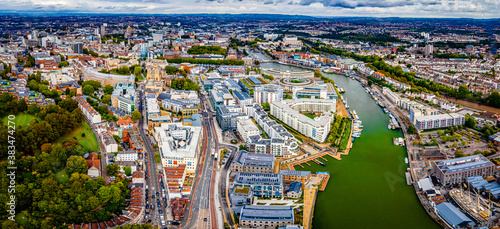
(405, 157), (408, 164)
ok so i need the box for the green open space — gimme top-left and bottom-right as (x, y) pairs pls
(55, 121), (99, 153)
(55, 169), (70, 184)
(2, 113), (40, 127)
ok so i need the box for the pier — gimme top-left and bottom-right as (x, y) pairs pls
(286, 151), (339, 171)
(319, 174), (330, 191)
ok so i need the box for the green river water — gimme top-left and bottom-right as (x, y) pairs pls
(260, 61), (440, 229)
(297, 73), (440, 229)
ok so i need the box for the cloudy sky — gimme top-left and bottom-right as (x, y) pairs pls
(1, 0), (499, 18)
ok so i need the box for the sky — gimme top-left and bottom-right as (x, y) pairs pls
(0, 0), (499, 18)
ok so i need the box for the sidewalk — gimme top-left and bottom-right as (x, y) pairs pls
(214, 170), (224, 229)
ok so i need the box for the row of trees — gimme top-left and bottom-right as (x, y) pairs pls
(169, 78), (200, 92)
(187, 45), (227, 55)
(161, 57), (244, 65)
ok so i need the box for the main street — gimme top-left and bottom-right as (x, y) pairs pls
(137, 85), (167, 227)
(180, 92), (218, 229)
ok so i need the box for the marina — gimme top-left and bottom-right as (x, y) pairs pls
(296, 71), (439, 229)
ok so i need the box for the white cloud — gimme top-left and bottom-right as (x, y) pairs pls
(0, 0), (498, 18)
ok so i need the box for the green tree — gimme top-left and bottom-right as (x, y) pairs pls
(83, 85), (94, 95)
(59, 61), (69, 67)
(123, 167), (132, 176)
(261, 102), (270, 111)
(101, 94), (111, 105)
(134, 66), (141, 76)
(106, 164), (120, 176)
(407, 125), (417, 134)
(464, 114), (477, 129)
(131, 110), (142, 121)
(103, 85), (114, 94)
(66, 155), (89, 175)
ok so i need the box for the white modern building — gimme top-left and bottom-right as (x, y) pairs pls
(237, 118), (260, 142)
(116, 150), (138, 161)
(415, 113), (465, 131)
(270, 99), (336, 143)
(111, 82), (136, 115)
(254, 84), (283, 104)
(154, 122), (202, 173)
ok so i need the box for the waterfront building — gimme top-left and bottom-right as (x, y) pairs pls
(243, 104), (299, 157)
(254, 84), (283, 104)
(237, 118), (260, 142)
(270, 99), (335, 143)
(154, 122), (202, 173)
(292, 82), (338, 100)
(239, 205), (294, 228)
(231, 150), (275, 173)
(262, 68), (313, 78)
(279, 170), (311, 187)
(433, 155), (496, 185)
(234, 172), (283, 198)
(414, 113), (465, 131)
(111, 82), (136, 115)
(435, 202), (474, 229)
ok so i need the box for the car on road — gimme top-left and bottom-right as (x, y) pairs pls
(152, 205), (155, 210)
(204, 218), (207, 222)
(159, 209), (162, 214)
(146, 204), (149, 209)
(163, 197), (166, 202)
(156, 192), (159, 197)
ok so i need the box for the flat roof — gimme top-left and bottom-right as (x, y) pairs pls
(239, 205), (294, 222)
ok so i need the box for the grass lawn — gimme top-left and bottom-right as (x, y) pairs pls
(2, 113), (40, 127)
(55, 169), (70, 184)
(56, 121), (99, 153)
(304, 113), (315, 119)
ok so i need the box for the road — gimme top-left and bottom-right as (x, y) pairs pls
(180, 93), (218, 229)
(137, 85), (167, 227)
(218, 144), (238, 229)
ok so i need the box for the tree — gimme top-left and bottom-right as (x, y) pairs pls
(106, 164), (120, 176)
(66, 155), (89, 175)
(407, 125), (417, 134)
(464, 114), (477, 129)
(134, 66), (141, 76)
(239, 144), (247, 150)
(131, 110), (142, 121)
(27, 103), (40, 115)
(261, 102), (270, 111)
(103, 85), (114, 94)
(59, 61), (69, 67)
(101, 94), (111, 105)
(83, 85), (94, 95)
(124, 167), (132, 176)
(18, 98), (28, 112)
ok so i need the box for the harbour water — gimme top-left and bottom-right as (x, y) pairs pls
(294, 72), (439, 229)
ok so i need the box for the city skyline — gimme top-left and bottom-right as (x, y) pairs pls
(0, 0), (499, 19)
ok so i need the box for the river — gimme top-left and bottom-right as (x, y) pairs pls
(254, 55), (439, 228)
(298, 73), (439, 229)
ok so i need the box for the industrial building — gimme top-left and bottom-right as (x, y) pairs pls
(433, 155), (496, 185)
(231, 150), (275, 173)
(239, 205), (294, 228)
